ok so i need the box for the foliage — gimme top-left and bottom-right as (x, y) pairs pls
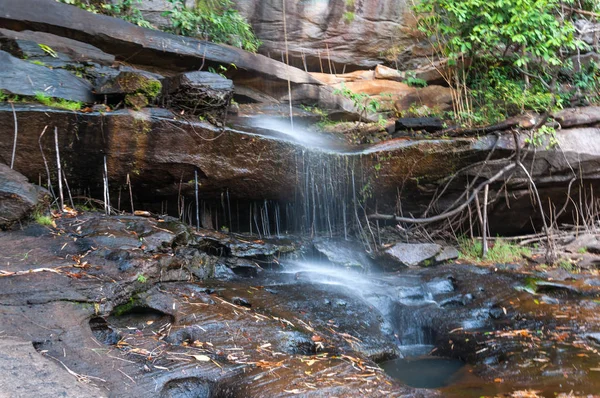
(34, 92), (83, 111)
(343, 11), (355, 23)
(403, 71), (428, 88)
(30, 60), (49, 67)
(0, 90), (7, 102)
(57, 0), (154, 28)
(413, 0), (587, 126)
(162, 0), (261, 52)
(136, 273), (148, 283)
(414, 0), (580, 68)
(56, 0), (260, 51)
(525, 125), (558, 148)
(333, 84), (382, 121)
(38, 44), (58, 58)
(458, 237), (531, 263)
(33, 212), (54, 226)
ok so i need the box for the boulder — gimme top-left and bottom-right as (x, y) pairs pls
(575, 19), (600, 46)
(553, 106), (600, 128)
(383, 243), (442, 267)
(394, 85), (454, 113)
(163, 71), (234, 121)
(95, 70), (163, 110)
(0, 50), (94, 103)
(310, 70), (375, 85)
(435, 246), (460, 263)
(313, 238), (373, 268)
(0, 163), (48, 229)
(375, 65), (405, 82)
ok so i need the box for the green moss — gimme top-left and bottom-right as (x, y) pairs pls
(140, 79), (162, 99)
(30, 60), (49, 67)
(34, 92), (82, 111)
(111, 297), (139, 317)
(343, 11), (355, 23)
(33, 212), (54, 226)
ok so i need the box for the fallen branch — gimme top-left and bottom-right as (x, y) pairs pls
(368, 162), (516, 224)
(10, 102), (17, 169)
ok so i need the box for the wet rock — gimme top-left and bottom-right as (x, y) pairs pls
(0, 50), (94, 103)
(221, 257), (261, 277)
(142, 229), (176, 252)
(313, 238), (373, 268)
(0, 163), (48, 229)
(394, 117), (444, 133)
(435, 246), (460, 263)
(89, 317), (121, 345)
(160, 377), (211, 398)
(535, 281), (582, 297)
(439, 293), (473, 308)
(231, 297), (251, 308)
(488, 306), (505, 319)
(425, 277), (455, 294)
(585, 333), (600, 345)
(540, 295), (560, 305)
(0, 338), (106, 397)
(383, 243), (442, 268)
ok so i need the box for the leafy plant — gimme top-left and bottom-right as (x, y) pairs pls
(136, 273), (148, 283)
(333, 84), (382, 122)
(403, 71), (427, 88)
(38, 44), (58, 58)
(413, 0), (586, 126)
(458, 237), (531, 263)
(162, 0), (261, 52)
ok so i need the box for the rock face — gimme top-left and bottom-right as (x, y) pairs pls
(0, 163), (47, 229)
(0, 0), (322, 100)
(233, 0), (422, 71)
(0, 105), (600, 235)
(0, 50), (94, 103)
(0, 338), (106, 398)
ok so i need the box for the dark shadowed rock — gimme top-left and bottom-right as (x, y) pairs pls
(163, 72), (233, 121)
(394, 117), (444, 133)
(383, 243), (442, 267)
(0, 50), (94, 103)
(0, 163), (48, 229)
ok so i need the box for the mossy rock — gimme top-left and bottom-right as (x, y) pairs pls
(125, 92), (148, 110)
(96, 71), (162, 101)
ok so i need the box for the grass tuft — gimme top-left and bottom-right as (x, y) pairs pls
(458, 237), (531, 263)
